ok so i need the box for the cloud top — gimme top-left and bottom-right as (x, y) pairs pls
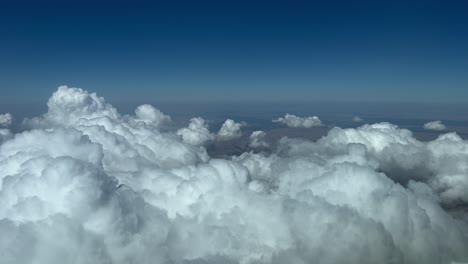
(177, 117), (215, 146)
(1, 86), (468, 264)
(249, 130), (269, 148)
(424, 120), (447, 131)
(134, 104), (171, 127)
(216, 119), (244, 141)
(273, 113), (323, 128)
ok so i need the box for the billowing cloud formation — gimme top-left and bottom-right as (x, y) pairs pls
(353, 116), (363, 122)
(0, 113), (13, 127)
(177, 117), (215, 145)
(1, 86), (468, 264)
(424, 120), (447, 131)
(134, 104), (171, 127)
(249, 130), (269, 148)
(273, 113), (323, 128)
(23, 86), (120, 128)
(216, 119), (244, 141)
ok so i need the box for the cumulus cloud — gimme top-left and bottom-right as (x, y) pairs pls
(353, 116), (363, 122)
(249, 130), (269, 148)
(133, 104), (171, 127)
(273, 113), (323, 128)
(177, 117), (215, 146)
(1, 86), (468, 264)
(23, 85), (120, 129)
(424, 120), (447, 131)
(216, 119), (244, 141)
(0, 113), (13, 127)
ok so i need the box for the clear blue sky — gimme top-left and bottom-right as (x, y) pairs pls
(1, 0), (467, 103)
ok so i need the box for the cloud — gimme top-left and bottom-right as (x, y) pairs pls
(273, 113), (323, 128)
(278, 122), (468, 204)
(424, 120), (447, 131)
(216, 119), (244, 141)
(177, 117), (215, 146)
(249, 130), (269, 148)
(1, 86), (468, 264)
(353, 116), (363, 122)
(23, 85), (120, 129)
(134, 104), (171, 127)
(0, 113), (13, 127)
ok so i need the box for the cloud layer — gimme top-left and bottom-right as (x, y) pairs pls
(273, 113), (323, 128)
(1, 86), (468, 264)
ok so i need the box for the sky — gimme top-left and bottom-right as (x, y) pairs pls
(1, 0), (468, 104)
(2, 3), (468, 262)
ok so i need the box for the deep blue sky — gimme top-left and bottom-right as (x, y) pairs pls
(1, 0), (468, 104)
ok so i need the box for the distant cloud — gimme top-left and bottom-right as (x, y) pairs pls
(216, 119), (244, 141)
(177, 117), (215, 145)
(0, 113), (13, 127)
(0, 113), (13, 144)
(134, 104), (171, 127)
(249, 130), (269, 148)
(273, 113), (323, 128)
(423, 120), (446, 131)
(352, 116), (363, 122)
(177, 118), (245, 144)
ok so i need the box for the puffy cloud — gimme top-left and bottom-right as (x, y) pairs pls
(249, 130), (269, 148)
(177, 117), (215, 146)
(23, 85), (120, 128)
(21, 86), (209, 172)
(1, 86), (468, 264)
(134, 104), (171, 127)
(278, 122), (468, 204)
(236, 146), (468, 264)
(353, 116), (363, 122)
(216, 119), (244, 141)
(273, 113), (323, 128)
(424, 120), (447, 131)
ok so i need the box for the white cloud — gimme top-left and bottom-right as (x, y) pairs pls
(23, 85), (120, 128)
(0, 113), (13, 127)
(177, 117), (215, 146)
(133, 104), (171, 127)
(216, 119), (244, 141)
(273, 113), (323, 128)
(424, 120), (447, 131)
(1, 86), (468, 264)
(249, 130), (269, 148)
(352, 116), (363, 122)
